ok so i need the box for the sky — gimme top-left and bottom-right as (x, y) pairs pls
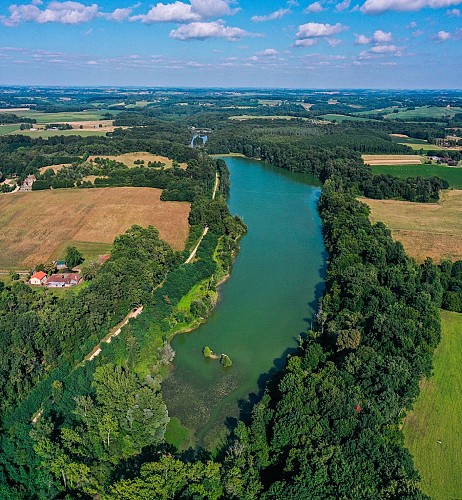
(0, 0), (461, 88)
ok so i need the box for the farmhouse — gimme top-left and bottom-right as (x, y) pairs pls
(20, 175), (36, 192)
(46, 273), (82, 288)
(29, 271), (47, 285)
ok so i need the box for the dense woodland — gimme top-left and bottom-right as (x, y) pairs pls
(0, 88), (461, 497)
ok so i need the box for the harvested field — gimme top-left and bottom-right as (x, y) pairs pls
(39, 164), (71, 174)
(88, 152), (187, 169)
(0, 187), (190, 269)
(362, 190), (462, 262)
(362, 154), (424, 165)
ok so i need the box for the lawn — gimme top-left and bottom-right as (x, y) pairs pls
(403, 309), (462, 500)
(0, 187), (190, 270)
(363, 190), (462, 262)
(371, 164), (462, 188)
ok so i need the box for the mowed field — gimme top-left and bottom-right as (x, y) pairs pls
(390, 135), (445, 151)
(363, 190), (462, 262)
(0, 187), (190, 269)
(403, 310), (462, 500)
(362, 154), (424, 165)
(371, 164), (462, 189)
(88, 152), (188, 169)
(0, 109), (115, 123)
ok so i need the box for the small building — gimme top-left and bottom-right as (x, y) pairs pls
(67, 273), (82, 286)
(20, 175), (36, 192)
(46, 273), (82, 288)
(55, 260), (67, 270)
(29, 271), (47, 285)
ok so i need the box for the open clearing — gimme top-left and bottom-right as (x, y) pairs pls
(0, 109), (116, 123)
(390, 135), (445, 151)
(363, 190), (462, 262)
(0, 187), (190, 269)
(11, 129), (109, 138)
(371, 164), (462, 189)
(0, 125), (20, 135)
(362, 154), (424, 165)
(403, 309), (462, 500)
(385, 106), (462, 120)
(88, 152), (187, 169)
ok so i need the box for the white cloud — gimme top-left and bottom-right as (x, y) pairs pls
(336, 0), (351, 11)
(373, 29), (392, 42)
(304, 2), (325, 12)
(1, 1), (99, 26)
(105, 5), (139, 21)
(369, 43), (399, 52)
(294, 38), (319, 46)
(296, 22), (345, 38)
(251, 8), (290, 22)
(131, 0), (238, 23)
(169, 20), (256, 40)
(255, 48), (278, 56)
(407, 21), (418, 27)
(355, 33), (371, 44)
(447, 7), (461, 14)
(361, 0), (462, 14)
(433, 29), (452, 40)
(327, 37), (342, 46)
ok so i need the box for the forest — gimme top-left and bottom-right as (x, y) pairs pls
(0, 88), (461, 497)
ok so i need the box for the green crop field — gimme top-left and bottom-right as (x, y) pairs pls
(10, 129), (109, 138)
(390, 136), (445, 151)
(404, 310), (462, 500)
(0, 125), (20, 135)
(371, 164), (462, 188)
(385, 106), (462, 120)
(319, 114), (375, 122)
(0, 109), (117, 123)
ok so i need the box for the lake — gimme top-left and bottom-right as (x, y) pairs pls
(162, 156), (326, 449)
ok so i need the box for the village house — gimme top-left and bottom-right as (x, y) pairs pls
(29, 271), (47, 285)
(46, 273), (82, 288)
(20, 174), (36, 192)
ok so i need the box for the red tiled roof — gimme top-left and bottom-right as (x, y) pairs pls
(31, 271), (46, 280)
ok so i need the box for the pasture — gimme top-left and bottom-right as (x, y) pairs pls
(229, 115), (312, 121)
(385, 106), (462, 120)
(403, 310), (462, 500)
(88, 152), (187, 169)
(0, 109), (114, 123)
(362, 154), (424, 165)
(0, 187), (190, 270)
(11, 129), (109, 138)
(363, 190), (462, 262)
(371, 164), (462, 189)
(390, 135), (445, 151)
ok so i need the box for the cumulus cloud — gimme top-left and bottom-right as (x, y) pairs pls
(104, 4), (140, 22)
(304, 1), (325, 12)
(361, 0), (462, 14)
(294, 22), (346, 47)
(335, 0), (351, 11)
(432, 28), (462, 40)
(447, 7), (461, 14)
(255, 48), (279, 56)
(1, 1), (99, 26)
(327, 37), (342, 46)
(169, 20), (256, 40)
(359, 43), (404, 58)
(251, 8), (290, 22)
(354, 29), (392, 43)
(131, 0), (238, 23)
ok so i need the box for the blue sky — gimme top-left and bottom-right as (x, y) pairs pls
(0, 0), (461, 88)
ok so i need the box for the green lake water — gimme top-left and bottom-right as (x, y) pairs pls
(162, 156), (326, 449)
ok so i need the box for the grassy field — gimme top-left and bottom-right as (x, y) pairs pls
(362, 154), (424, 165)
(229, 115), (312, 121)
(390, 136), (445, 151)
(363, 190), (462, 262)
(88, 152), (187, 169)
(0, 109), (114, 123)
(0, 124), (20, 135)
(319, 113), (376, 122)
(385, 106), (462, 120)
(0, 187), (190, 270)
(10, 129), (109, 138)
(404, 309), (462, 500)
(371, 164), (462, 188)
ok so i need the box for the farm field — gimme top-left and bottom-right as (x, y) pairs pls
(0, 124), (20, 135)
(362, 154), (424, 165)
(88, 152), (188, 169)
(385, 106), (462, 120)
(0, 109), (116, 123)
(390, 135), (445, 151)
(229, 115), (312, 121)
(363, 190), (462, 262)
(403, 309), (462, 500)
(371, 164), (462, 188)
(319, 113), (375, 122)
(0, 187), (190, 270)
(10, 129), (109, 138)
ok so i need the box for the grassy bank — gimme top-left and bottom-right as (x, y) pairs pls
(371, 164), (462, 189)
(404, 309), (462, 499)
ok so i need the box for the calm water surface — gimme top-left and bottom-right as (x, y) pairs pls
(162, 156), (326, 448)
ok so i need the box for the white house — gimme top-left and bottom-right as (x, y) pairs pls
(29, 271), (47, 285)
